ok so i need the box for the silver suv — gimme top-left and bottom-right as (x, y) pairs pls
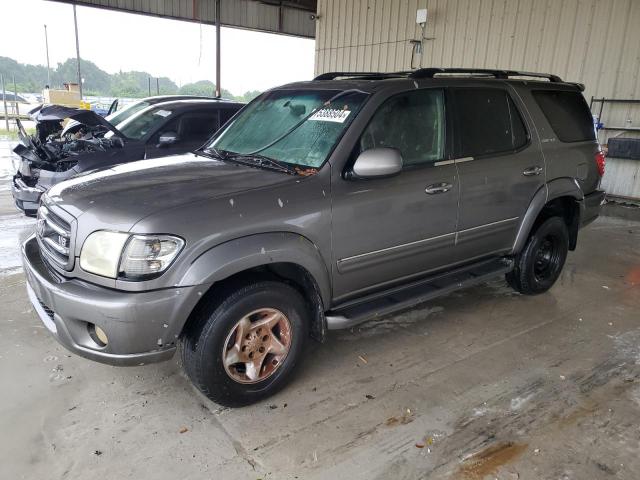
(22, 68), (605, 406)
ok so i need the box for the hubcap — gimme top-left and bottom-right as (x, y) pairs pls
(222, 308), (292, 384)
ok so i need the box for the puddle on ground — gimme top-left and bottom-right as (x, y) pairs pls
(1, 138), (34, 276)
(0, 138), (19, 191)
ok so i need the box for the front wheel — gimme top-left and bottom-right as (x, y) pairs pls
(181, 281), (308, 407)
(506, 216), (569, 295)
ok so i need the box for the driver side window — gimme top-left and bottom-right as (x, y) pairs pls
(360, 89), (445, 167)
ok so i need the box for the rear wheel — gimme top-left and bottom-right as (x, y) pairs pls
(181, 281), (308, 407)
(506, 216), (569, 295)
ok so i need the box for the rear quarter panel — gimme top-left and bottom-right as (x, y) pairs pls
(516, 85), (600, 194)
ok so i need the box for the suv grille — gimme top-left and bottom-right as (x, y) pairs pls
(36, 205), (72, 268)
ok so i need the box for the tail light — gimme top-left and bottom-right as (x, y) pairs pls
(595, 150), (605, 177)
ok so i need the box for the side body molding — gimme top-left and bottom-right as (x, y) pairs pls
(512, 177), (584, 254)
(177, 232), (332, 307)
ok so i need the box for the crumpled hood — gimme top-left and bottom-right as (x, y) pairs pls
(31, 104), (124, 138)
(46, 152), (294, 224)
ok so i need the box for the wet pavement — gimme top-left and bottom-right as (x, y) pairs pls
(1, 157), (639, 478)
(0, 139), (36, 276)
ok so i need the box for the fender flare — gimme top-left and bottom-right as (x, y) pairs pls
(512, 177), (584, 254)
(177, 232), (332, 308)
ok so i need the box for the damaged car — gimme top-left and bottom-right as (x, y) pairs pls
(11, 98), (243, 215)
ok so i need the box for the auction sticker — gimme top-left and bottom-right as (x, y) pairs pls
(309, 108), (351, 123)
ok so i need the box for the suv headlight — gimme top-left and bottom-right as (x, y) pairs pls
(80, 231), (184, 280)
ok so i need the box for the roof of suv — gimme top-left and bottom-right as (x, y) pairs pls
(280, 68), (584, 93)
(137, 94), (240, 104)
(138, 98), (244, 112)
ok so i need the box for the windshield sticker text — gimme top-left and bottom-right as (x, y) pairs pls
(309, 109), (351, 123)
(153, 110), (172, 117)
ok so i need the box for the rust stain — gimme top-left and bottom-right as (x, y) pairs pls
(384, 410), (414, 427)
(457, 442), (527, 480)
(625, 265), (640, 286)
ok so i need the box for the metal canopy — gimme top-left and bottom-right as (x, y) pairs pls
(47, 0), (317, 38)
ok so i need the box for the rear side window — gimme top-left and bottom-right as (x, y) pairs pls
(453, 88), (528, 158)
(532, 90), (595, 142)
(360, 89), (445, 167)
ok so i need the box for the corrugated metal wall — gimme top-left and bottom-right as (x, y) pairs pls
(50, 0), (317, 38)
(315, 0), (640, 144)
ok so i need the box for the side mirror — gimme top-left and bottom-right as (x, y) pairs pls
(157, 131), (179, 147)
(351, 147), (403, 179)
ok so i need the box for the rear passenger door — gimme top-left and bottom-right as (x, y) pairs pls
(451, 87), (544, 261)
(330, 88), (460, 301)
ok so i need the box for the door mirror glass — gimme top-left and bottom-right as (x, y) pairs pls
(157, 131), (179, 147)
(351, 147), (403, 178)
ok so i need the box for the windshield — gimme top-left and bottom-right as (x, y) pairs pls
(209, 89), (368, 168)
(105, 105), (173, 140)
(106, 100), (151, 127)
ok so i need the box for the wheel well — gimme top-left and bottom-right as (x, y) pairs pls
(535, 196), (580, 250)
(181, 263), (327, 343)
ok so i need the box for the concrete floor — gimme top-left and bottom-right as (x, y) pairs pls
(1, 166), (640, 478)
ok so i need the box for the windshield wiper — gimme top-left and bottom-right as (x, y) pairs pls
(201, 147), (303, 176)
(199, 146), (228, 160)
(225, 153), (297, 175)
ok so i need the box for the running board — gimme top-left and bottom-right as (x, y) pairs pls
(326, 257), (513, 330)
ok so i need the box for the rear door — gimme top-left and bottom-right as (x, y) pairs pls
(451, 86), (544, 261)
(330, 87), (460, 301)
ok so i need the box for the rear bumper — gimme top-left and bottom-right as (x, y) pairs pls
(22, 235), (205, 366)
(580, 189), (606, 228)
(12, 175), (44, 213)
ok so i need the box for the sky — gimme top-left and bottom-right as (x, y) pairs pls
(0, 0), (316, 95)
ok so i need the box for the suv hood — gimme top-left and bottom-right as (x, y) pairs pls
(47, 152), (296, 222)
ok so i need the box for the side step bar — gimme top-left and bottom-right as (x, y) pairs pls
(326, 257), (514, 330)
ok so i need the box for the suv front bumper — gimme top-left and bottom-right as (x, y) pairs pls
(22, 235), (205, 366)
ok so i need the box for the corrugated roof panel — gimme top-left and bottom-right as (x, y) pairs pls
(49, 0), (317, 37)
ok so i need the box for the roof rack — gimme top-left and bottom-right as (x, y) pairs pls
(410, 68), (563, 82)
(313, 71), (408, 81)
(314, 68), (563, 83)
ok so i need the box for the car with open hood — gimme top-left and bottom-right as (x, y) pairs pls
(10, 97), (243, 214)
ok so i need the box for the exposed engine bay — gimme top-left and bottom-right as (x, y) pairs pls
(11, 105), (139, 214)
(14, 105), (125, 173)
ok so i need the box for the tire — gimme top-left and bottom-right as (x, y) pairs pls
(506, 216), (569, 295)
(181, 281), (308, 407)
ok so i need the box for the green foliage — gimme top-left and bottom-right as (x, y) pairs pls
(178, 80), (235, 99)
(0, 56), (261, 102)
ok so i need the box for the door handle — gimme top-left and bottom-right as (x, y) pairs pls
(522, 166), (543, 176)
(425, 182), (453, 194)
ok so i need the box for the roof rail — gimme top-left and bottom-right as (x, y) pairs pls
(314, 68), (563, 83)
(313, 71), (408, 81)
(409, 68), (563, 82)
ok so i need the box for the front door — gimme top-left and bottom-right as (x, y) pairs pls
(451, 86), (545, 261)
(330, 88), (460, 302)
(145, 110), (220, 159)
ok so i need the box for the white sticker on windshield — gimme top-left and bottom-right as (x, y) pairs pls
(153, 109), (172, 117)
(309, 109), (351, 123)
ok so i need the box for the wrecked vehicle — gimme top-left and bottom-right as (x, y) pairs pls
(22, 68), (604, 407)
(11, 98), (243, 214)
